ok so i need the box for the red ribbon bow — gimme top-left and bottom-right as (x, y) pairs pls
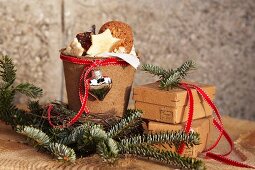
(47, 53), (128, 128)
(178, 82), (254, 169)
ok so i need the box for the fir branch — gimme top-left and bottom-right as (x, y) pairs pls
(0, 87), (15, 107)
(161, 60), (196, 90)
(0, 55), (44, 127)
(120, 145), (205, 170)
(17, 126), (76, 162)
(0, 55), (16, 86)
(160, 71), (181, 90)
(48, 142), (76, 162)
(108, 138), (119, 155)
(58, 125), (85, 145)
(16, 126), (50, 146)
(0, 56), (16, 119)
(142, 60), (196, 90)
(90, 124), (108, 141)
(74, 123), (97, 155)
(175, 60), (196, 79)
(107, 110), (142, 140)
(77, 123), (112, 156)
(81, 123), (107, 148)
(28, 100), (42, 113)
(51, 101), (77, 117)
(7, 107), (30, 128)
(0, 87), (16, 122)
(120, 131), (200, 149)
(16, 83), (43, 98)
(122, 109), (142, 118)
(97, 138), (119, 163)
(142, 64), (169, 78)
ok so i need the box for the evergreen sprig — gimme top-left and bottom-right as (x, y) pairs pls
(28, 100), (43, 113)
(142, 60), (196, 90)
(107, 109), (142, 140)
(120, 145), (205, 170)
(57, 125), (85, 145)
(17, 126), (76, 162)
(81, 123), (120, 161)
(16, 83), (43, 98)
(175, 60), (196, 79)
(15, 114), (203, 168)
(120, 131), (200, 149)
(141, 64), (169, 78)
(0, 88), (15, 123)
(48, 143), (76, 162)
(97, 138), (119, 163)
(0, 55), (16, 86)
(74, 123), (103, 155)
(0, 55), (43, 128)
(160, 71), (181, 90)
(17, 126), (50, 146)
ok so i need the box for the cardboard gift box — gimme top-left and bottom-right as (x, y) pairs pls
(145, 116), (212, 157)
(133, 82), (216, 124)
(62, 53), (135, 117)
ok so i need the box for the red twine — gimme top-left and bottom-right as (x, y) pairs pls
(177, 82), (255, 169)
(47, 53), (128, 128)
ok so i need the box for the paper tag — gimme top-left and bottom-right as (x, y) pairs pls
(160, 108), (174, 122)
(98, 52), (140, 69)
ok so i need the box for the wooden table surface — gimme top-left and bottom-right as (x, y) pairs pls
(0, 116), (255, 170)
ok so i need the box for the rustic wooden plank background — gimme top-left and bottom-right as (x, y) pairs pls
(0, 0), (255, 120)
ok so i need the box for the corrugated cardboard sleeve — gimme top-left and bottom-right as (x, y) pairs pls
(147, 116), (212, 157)
(63, 56), (135, 117)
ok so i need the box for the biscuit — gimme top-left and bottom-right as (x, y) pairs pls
(64, 38), (84, 57)
(99, 21), (133, 53)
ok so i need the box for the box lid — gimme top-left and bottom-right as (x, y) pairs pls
(133, 81), (216, 107)
(147, 116), (211, 132)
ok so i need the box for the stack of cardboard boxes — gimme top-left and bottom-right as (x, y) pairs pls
(133, 81), (215, 157)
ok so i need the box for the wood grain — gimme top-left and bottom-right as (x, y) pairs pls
(0, 116), (255, 170)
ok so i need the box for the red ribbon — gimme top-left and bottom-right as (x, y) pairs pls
(178, 82), (255, 169)
(47, 53), (129, 128)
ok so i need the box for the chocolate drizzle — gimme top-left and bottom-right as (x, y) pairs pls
(76, 25), (96, 55)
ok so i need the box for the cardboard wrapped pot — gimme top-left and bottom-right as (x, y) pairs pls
(62, 53), (135, 117)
